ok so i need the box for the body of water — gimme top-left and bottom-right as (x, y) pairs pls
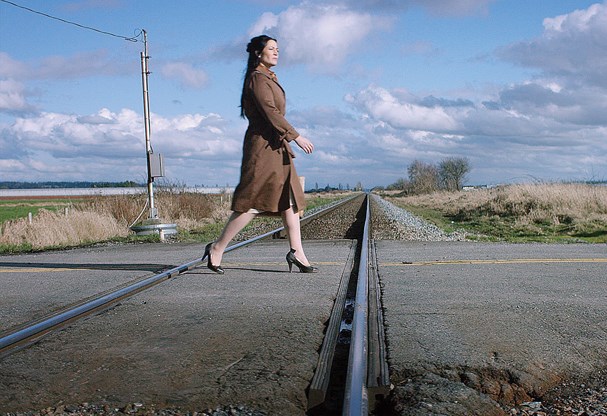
(0, 187), (234, 198)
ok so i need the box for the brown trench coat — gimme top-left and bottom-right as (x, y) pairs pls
(231, 65), (306, 214)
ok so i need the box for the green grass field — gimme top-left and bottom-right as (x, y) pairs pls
(0, 198), (80, 224)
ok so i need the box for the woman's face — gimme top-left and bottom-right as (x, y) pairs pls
(259, 40), (279, 68)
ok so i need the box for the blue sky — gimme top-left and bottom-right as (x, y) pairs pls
(1, 0), (606, 189)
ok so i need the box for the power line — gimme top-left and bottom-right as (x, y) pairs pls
(0, 0), (141, 42)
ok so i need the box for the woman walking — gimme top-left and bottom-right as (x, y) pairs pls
(202, 35), (317, 274)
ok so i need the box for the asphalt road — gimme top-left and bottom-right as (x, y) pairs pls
(0, 240), (605, 415)
(0, 240), (353, 415)
(377, 241), (607, 415)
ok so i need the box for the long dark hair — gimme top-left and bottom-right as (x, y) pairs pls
(240, 35), (277, 118)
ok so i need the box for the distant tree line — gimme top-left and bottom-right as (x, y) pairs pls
(383, 157), (471, 195)
(0, 181), (143, 189)
(307, 181), (364, 193)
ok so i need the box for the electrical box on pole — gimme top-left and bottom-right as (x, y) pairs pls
(149, 152), (165, 178)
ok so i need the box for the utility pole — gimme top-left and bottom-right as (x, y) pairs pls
(131, 30), (176, 239)
(140, 29), (156, 219)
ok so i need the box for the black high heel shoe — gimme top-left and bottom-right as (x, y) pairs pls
(202, 242), (224, 274)
(286, 249), (317, 273)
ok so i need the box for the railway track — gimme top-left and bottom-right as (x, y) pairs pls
(2, 194), (606, 416)
(0, 193), (390, 415)
(308, 195), (390, 415)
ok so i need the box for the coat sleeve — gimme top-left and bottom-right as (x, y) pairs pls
(250, 73), (300, 142)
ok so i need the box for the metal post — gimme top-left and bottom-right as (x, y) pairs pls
(140, 29), (157, 219)
(131, 30), (177, 238)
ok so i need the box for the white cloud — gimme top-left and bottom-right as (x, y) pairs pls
(481, 3), (607, 138)
(0, 52), (29, 78)
(327, 0), (494, 16)
(492, 82), (607, 127)
(160, 62), (209, 89)
(333, 59), (607, 184)
(411, 0), (494, 16)
(0, 50), (133, 81)
(0, 107), (243, 183)
(248, 11), (280, 35)
(0, 54), (37, 114)
(499, 2), (607, 88)
(249, 3), (392, 72)
(0, 50), (139, 121)
(315, 150), (351, 164)
(320, 2), (607, 185)
(39, 50), (133, 79)
(543, 3), (605, 34)
(2, 1), (606, 187)
(346, 85), (460, 132)
(0, 79), (34, 113)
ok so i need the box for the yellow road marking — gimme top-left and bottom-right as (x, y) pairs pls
(2, 259), (603, 272)
(201, 261), (344, 268)
(0, 262), (346, 273)
(382, 258), (607, 266)
(0, 267), (93, 273)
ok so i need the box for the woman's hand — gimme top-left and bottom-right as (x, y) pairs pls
(294, 135), (314, 154)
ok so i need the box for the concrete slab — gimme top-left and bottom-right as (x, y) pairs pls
(0, 242), (225, 332)
(0, 239), (353, 415)
(377, 241), (607, 414)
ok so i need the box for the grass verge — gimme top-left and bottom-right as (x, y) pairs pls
(0, 191), (351, 254)
(381, 183), (607, 243)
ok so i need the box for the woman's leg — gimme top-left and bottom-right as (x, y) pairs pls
(281, 207), (311, 266)
(210, 211), (256, 266)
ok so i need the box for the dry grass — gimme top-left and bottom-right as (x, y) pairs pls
(0, 190), (349, 252)
(398, 183), (606, 220)
(0, 190), (228, 251)
(0, 188), (354, 252)
(7, 184), (601, 250)
(388, 183), (607, 241)
(78, 190), (229, 229)
(0, 209), (129, 250)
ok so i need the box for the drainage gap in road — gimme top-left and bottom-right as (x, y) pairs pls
(308, 242), (361, 415)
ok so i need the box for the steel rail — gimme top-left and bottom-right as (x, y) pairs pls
(307, 239), (357, 408)
(0, 193), (361, 355)
(342, 194), (371, 415)
(0, 258), (199, 353)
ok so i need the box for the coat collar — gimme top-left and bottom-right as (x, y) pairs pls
(254, 64), (284, 94)
(256, 63), (278, 82)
